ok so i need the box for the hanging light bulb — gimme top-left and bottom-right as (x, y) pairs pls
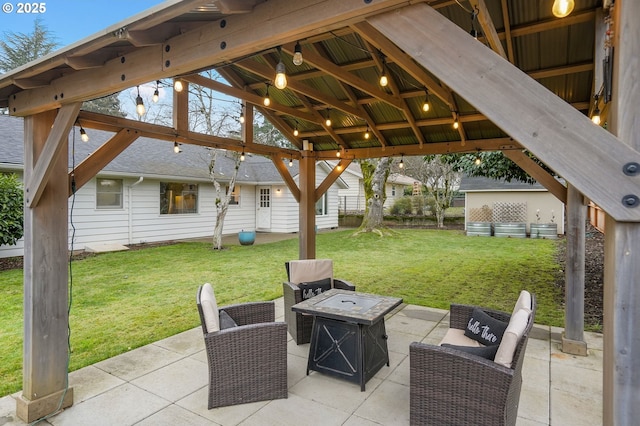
(552, 0), (575, 18)
(293, 126), (299, 137)
(152, 80), (160, 103)
(474, 155), (482, 165)
(336, 150), (341, 158)
(591, 94), (601, 125)
(453, 113), (459, 130)
(239, 112), (245, 124)
(325, 109), (332, 127)
(263, 84), (271, 106)
(364, 126), (370, 140)
(470, 9), (479, 39)
(379, 65), (388, 87)
(293, 41), (304, 66)
(422, 89), (430, 112)
(289, 157), (293, 167)
(79, 126), (89, 142)
(274, 60), (288, 89)
(173, 142), (180, 153)
(135, 86), (145, 116)
(240, 150), (246, 161)
(399, 155), (404, 169)
(174, 79), (184, 92)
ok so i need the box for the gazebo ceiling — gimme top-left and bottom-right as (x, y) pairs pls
(0, 0), (603, 162)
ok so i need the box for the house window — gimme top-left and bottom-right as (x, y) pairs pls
(160, 182), (198, 214)
(391, 185), (396, 196)
(227, 185), (240, 205)
(96, 178), (123, 209)
(315, 192), (328, 216)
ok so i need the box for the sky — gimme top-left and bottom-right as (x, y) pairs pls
(0, 0), (165, 48)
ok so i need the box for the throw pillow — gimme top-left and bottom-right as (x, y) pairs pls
(219, 310), (238, 329)
(299, 278), (332, 300)
(512, 290), (532, 316)
(441, 343), (499, 360)
(464, 308), (508, 346)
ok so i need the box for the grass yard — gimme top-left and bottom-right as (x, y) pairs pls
(0, 229), (563, 397)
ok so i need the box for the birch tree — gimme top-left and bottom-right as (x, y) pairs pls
(208, 150), (242, 250)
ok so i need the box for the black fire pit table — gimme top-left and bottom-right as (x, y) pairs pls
(291, 288), (403, 391)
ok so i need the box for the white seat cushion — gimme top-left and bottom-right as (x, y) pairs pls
(512, 290), (532, 316)
(439, 328), (484, 348)
(289, 259), (334, 284)
(494, 308), (530, 368)
(200, 283), (220, 333)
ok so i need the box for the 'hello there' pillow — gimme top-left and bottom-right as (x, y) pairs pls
(464, 308), (508, 346)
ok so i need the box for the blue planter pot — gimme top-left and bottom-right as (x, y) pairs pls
(238, 231), (256, 245)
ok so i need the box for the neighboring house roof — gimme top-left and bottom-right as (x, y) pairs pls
(459, 175), (547, 192)
(0, 115), (299, 184)
(388, 173), (419, 186)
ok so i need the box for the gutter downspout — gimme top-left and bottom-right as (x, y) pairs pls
(128, 177), (143, 244)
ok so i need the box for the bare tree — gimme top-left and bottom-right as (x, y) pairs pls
(403, 155), (460, 228)
(208, 150), (243, 250)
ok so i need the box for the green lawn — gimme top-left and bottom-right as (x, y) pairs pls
(0, 229), (564, 397)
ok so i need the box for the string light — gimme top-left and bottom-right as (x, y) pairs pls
(399, 155), (404, 169)
(173, 142), (181, 153)
(364, 126), (370, 139)
(422, 89), (430, 112)
(152, 80), (160, 103)
(174, 79), (184, 92)
(336, 150), (341, 158)
(239, 104), (245, 124)
(591, 94), (601, 125)
(79, 125), (89, 142)
(263, 83), (271, 106)
(325, 109), (332, 127)
(453, 113), (459, 130)
(470, 9), (479, 39)
(552, 0), (574, 18)
(293, 124), (299, 137)
(289, 157), (293, 167)
(379, 57), (389, 87)
(135, 86), (145, 116)
(240, 150), (246, 161)
(274, 46), (287, 89)
(293, 41), (304, 66)
(474, 155), (482, 165)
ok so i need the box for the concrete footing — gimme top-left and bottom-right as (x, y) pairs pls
(16, 387), (73, 423)
(562, 332), (588, 356)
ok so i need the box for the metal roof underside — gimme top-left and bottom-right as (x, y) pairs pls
(0, 0), (604, 164)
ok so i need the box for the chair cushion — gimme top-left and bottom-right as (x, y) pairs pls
(464, 307), (508, 346)
(200, 283), (220, 333)
(494, 308), (531, 368)
(299, 278), (332, 300)
(439, 328), (484, 347)
(289, 259), (334, 285)
(512, 290), (532, 316)
(441, 343), (499, 360)
(219, 310), (238, 329)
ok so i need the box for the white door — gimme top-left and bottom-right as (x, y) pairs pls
(257, 187), (271, 230)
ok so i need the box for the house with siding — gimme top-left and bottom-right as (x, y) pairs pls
(0, 115), (347, 258)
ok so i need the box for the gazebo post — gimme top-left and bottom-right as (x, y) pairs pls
(562, 183), (587, 355)
(16, 109), (75, 422)
(603, 0), (640, 423)
(299, 140), (316, 259)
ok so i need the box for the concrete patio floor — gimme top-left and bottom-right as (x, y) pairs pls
(0, 298), (603, 425)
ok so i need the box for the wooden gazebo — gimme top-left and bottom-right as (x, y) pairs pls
(0, 1), (638, 423)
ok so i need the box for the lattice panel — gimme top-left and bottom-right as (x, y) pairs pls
(492, 202), (527, 223)
(468, 205), (492, 222)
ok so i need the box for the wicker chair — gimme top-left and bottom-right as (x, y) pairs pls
(196, 284), (288, 409)
(283, 259), (355, 344)
(409, 296), (537, 426)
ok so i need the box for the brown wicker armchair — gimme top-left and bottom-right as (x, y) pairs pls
(196, 284), (288, 409)
(410, 296), (536, 426)
(283, 259), (355, 344)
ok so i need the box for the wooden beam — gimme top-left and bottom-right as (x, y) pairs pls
(299, 146), (316, 259)
(469, 0), (507, 59)
(500, 0), (515, 62)
(8, 0), (414, 116)
(316, 159), (352, 201)
(69, 128), (139, 196)
(503, 150), (567, 204)
(25, 103), (81, 208)
(271, 154), (300, 202)
(369, 4), (640, 221)
(173, 79), (189, 132)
